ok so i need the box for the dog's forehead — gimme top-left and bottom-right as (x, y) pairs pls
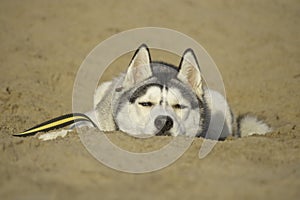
(129, 83), (163, 103)
(137, 85), (192, 105)
(138, 87), (162, 102)
(128, 79), (198, 107)
(166, 87), (190, 104)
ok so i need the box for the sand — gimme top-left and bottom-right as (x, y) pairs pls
(0, 0), (299, 199)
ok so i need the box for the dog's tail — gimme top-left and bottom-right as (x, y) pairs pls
(236, 114), (272, 137)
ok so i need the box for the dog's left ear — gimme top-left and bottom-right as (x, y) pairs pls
(123, 44), (152, 88)
(177, 49), (203, 97)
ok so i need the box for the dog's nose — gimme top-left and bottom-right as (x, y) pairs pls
(154, 115), (173, 135)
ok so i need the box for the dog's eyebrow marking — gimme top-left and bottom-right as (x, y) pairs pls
(129, 83), (163, 103)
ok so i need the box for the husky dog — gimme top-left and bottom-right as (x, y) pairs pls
(91, 44), (271, 140)
(20, 44), (271, 140)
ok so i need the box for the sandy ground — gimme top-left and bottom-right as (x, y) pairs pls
(0, 0), (299, 199)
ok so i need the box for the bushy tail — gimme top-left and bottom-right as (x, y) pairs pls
(237, 115), (272, 137)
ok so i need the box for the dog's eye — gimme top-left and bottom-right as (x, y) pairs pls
(138, 102), (153, 107)
(172, 104), (187, 109)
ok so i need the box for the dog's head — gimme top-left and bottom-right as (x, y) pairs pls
(114, 44), (206, 137)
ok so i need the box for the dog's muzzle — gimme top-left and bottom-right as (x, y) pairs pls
(154, 115), (173, 136)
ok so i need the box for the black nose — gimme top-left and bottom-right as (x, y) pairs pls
(154, 115), (173, 135)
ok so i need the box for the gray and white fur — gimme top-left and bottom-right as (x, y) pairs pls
(90, 44), (271, 140)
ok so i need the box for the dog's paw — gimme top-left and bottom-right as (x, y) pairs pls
(38, 129), (71, 141)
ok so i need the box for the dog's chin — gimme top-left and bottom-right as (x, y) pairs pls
(154, 129), (184, 137)
(123, 129), (183, 138)
(155, 131), (172, 136)
(119, 123), (184, 137)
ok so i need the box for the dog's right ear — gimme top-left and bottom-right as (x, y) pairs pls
(123, 44), (152, 88)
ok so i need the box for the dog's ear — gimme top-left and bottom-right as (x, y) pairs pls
(123, 44), (152, 88)
(177, 49), (203, 97)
